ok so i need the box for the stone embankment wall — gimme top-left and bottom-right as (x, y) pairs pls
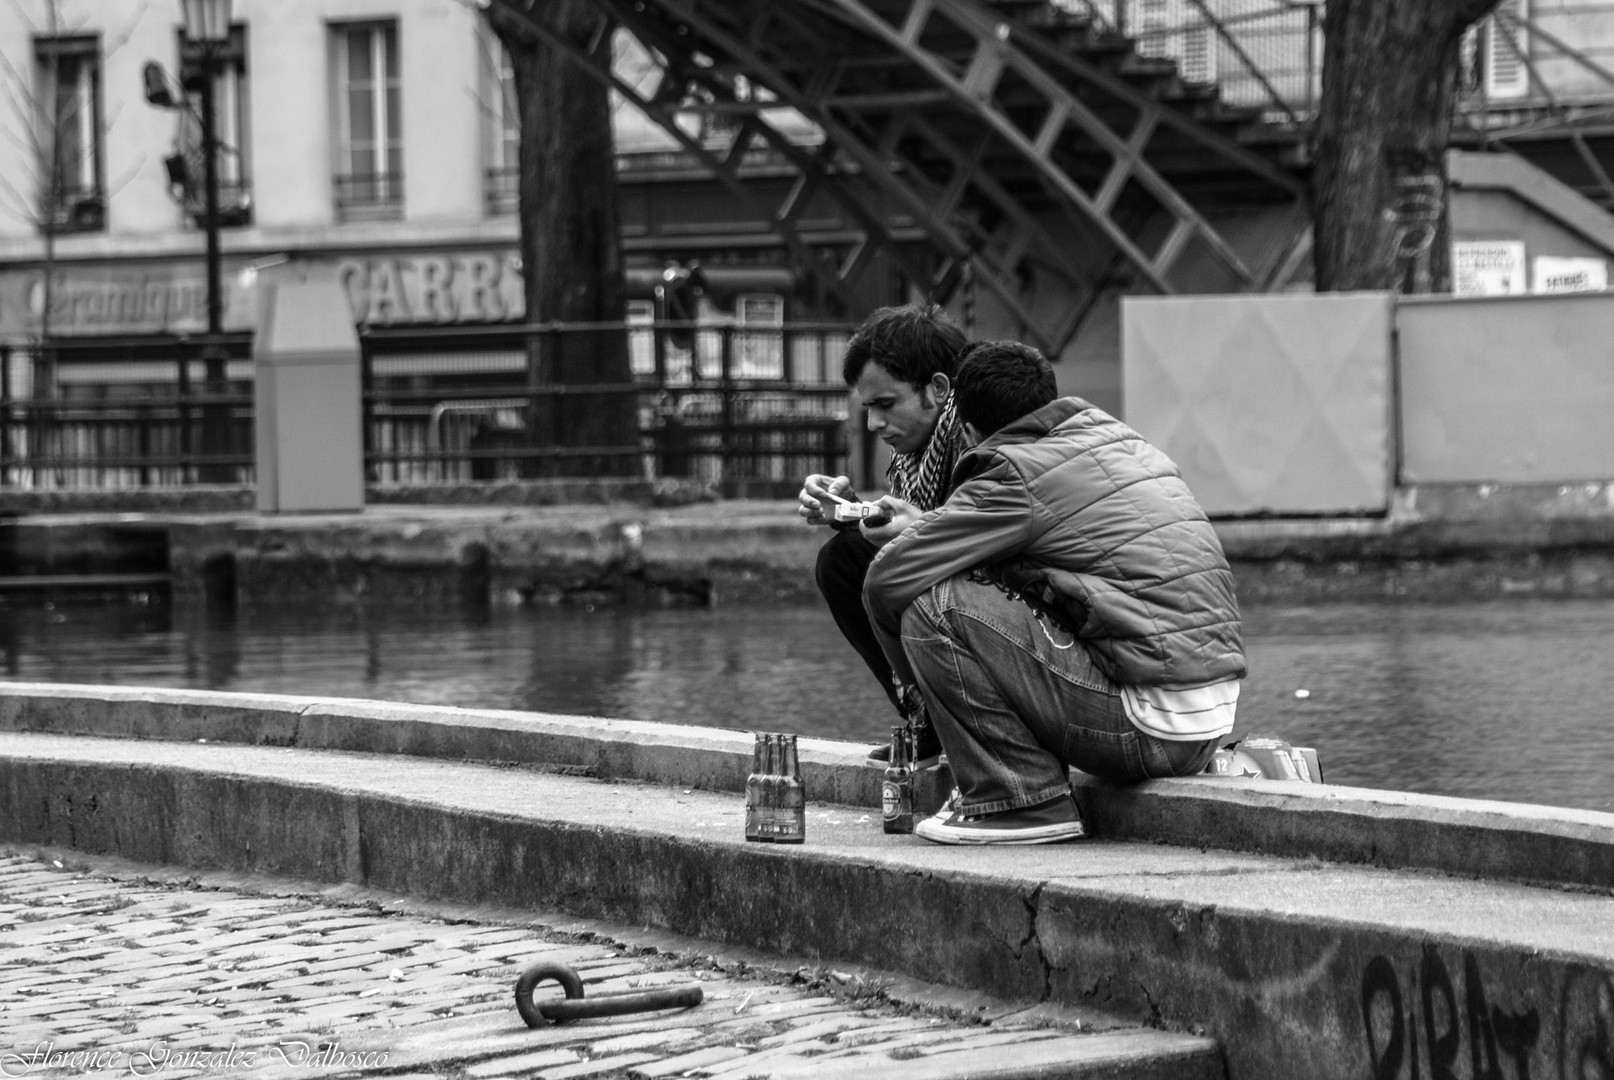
(8, 479), (1614, 608)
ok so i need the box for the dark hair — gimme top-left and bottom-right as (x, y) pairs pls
(952, 340), (1058, 437)
(841, 302), (967, 388)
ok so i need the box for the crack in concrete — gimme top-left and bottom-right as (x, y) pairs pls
(1090, 861), (1330, 882)
(1138, 979), (1165, 1027)
(1019, 882), (1053, 1002)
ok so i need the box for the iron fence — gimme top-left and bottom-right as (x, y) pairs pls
(0, 342), (255, 490)
(0, 321), (857, 493)
(360, 320), (855, 487)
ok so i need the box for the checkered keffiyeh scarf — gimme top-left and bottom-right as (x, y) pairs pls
(885, 395), (967, 511)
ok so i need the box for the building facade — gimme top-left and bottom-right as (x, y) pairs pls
(4, 0), (1614, 464)
(0, 0), (877, 369)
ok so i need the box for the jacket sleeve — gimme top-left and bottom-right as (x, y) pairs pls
(862, 463), (1042, 686)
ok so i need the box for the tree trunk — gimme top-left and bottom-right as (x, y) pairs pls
(486, 0), (637, 478)
(1313, 0), (1501, 293)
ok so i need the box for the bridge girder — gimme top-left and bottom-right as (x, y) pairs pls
(487, 0), (1310, 354)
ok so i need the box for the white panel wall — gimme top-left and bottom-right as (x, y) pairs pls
(1398, 291), (1614, 483)
(1122, 293), (1396, 516)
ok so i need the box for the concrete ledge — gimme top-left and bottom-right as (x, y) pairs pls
(0, 479), (723, 516)
(0, 682), (952, 821)
(1074, 774), (1614, 892)
(1, 734), (1610, 1080)
(15, 493), (1614, 609)
(2, 682), (1612, 893)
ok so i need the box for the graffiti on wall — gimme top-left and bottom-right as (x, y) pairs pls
(1388, 172), (1444, 295)
(1360, 947), (1613, 1080)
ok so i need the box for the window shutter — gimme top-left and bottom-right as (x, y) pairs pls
(1137, 0), (1172, 59)
(1180, 11), (1215, 84)
(1135, 0), (1214, 84)
(1485, 0), (1530, 99)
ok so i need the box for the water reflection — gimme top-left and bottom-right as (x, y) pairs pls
(3, 597), (1610, 814)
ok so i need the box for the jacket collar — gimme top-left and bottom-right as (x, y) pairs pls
(952, 397), (1089, 483)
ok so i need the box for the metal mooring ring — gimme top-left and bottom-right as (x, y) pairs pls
(514, 961), (704, 1028)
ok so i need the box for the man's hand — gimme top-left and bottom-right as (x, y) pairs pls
(798, 473), (856, 526)
(859, 495), (922, 544)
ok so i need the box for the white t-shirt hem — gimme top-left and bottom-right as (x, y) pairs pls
(1120, 678), (1240, 742)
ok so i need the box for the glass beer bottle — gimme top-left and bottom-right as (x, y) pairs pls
(744, 732), (768, 842)
(776, 734), (806, 843)
(882, 725), (915, 834)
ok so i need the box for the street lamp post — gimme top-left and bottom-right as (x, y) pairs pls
(181, 0), (232, 482)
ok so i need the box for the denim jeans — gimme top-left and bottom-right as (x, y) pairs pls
(815, 526), (902, 712)
(901, 574), (1219, 816)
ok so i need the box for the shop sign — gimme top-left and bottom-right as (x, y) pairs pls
(336, 251), (526, 326)
(1452, 240), (1527, 297)
(0, 265), (254, 338)
(1532, 255), (1608, 294)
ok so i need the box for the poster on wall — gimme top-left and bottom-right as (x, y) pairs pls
(1532, 256), (1608, 293)
(1452, 240), (1527, 296)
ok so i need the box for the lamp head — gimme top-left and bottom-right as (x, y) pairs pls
(143, 61), (177, 108)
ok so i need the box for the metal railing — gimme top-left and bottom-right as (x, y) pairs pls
(359, 320), (855, 487)
(484, 166), (518, 216)
(1062, 0), (1322, 123)
(1065, 0), (1614, 138)
(0, 321), (857, 493)
(0, 342), (255, 490)
(333, 171), (404, 221)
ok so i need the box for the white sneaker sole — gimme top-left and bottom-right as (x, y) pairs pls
(914, 819), (1086, 845)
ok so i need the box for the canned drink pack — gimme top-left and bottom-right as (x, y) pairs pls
(1204, 735), (1324, 783)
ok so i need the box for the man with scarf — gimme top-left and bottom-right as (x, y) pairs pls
(863, 340), (1244, 845)
(797, 303), (970, 769)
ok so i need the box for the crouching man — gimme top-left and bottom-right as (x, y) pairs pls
(861, 341), (1245, 845)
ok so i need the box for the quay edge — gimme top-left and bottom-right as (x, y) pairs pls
(6, 479), (1614, 606)
(0, 687), (1611, 1080)
(2, 682), (1613, 895)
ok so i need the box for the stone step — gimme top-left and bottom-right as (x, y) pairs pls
(4, 682), (1610, 893)
(0, 722), (1610, 1080)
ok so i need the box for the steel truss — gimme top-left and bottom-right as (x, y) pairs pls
(489, 0), (1309, 353)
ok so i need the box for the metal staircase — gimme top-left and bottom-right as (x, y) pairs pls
(494, 0), (1311, 353)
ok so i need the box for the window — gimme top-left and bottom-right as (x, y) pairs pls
(484, 40), (519, 215)
(626, 299), (656, 377)
(735, 292), (785, 379)
(1483, 0), (1530, 99)
(333, 21), (402, 219)
(1136, 0), (1215, 85)
(177, 25), (252, 226)
(34, 35), (104, 233)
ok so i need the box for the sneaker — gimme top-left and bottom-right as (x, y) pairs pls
(914, 794), (1086, 846)
(864, 724), (945, 771)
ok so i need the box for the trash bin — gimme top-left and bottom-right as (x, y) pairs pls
(253, 281), (364, 513)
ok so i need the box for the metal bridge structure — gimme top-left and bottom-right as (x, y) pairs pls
(491, 0), (1312, 355)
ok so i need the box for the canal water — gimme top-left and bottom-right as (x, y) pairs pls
(3, 597), (1610, 815)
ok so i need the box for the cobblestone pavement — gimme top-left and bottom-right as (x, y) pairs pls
(0, 849), (1107, 1079)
